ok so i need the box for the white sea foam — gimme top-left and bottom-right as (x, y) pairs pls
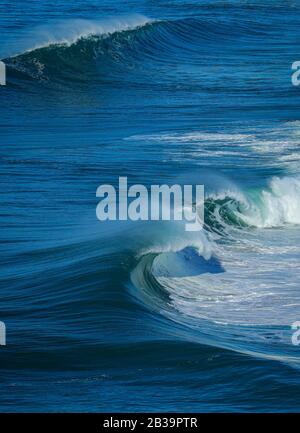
(126, 132), (252, 142)
(242, 176), (300, 228)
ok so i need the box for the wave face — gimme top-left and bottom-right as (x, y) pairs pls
(131, 175), (300, 363)
(4, 15), (154, 82)
(2, 1), (300, 412)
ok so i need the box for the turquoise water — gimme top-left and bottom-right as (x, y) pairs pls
(1, 0), (300, 412)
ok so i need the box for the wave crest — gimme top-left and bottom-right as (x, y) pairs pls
(206, 176), (300, 233)
(4, 15), (153, 82)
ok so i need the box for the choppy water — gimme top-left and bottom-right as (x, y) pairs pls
(1, 0), (300, 412)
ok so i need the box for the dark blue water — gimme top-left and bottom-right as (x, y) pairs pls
(1, 0), (300, 412)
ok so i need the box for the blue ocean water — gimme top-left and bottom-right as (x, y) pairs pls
(1, 0), (300, 412)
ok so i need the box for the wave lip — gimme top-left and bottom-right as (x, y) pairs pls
(4, 15), (155, 83)
(6, 15), (153, 59)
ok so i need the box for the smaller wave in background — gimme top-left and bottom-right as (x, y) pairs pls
(4, 15), (152, 58)
(4, 15), (154, 83)
(3, 13), (274, 85)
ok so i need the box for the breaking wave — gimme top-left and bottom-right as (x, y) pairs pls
(130, 175), (300, 363)
(3, 14), (270, 84)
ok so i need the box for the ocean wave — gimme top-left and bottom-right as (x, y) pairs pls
(129, 175), (300, 259)
(4, 14), (270, 84)
(4, 15), (154, 82)
(6, 15), (153, 58)
(129, 175), (300, 362)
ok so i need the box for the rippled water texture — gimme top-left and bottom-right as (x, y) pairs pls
(1, 0), (300, 412)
